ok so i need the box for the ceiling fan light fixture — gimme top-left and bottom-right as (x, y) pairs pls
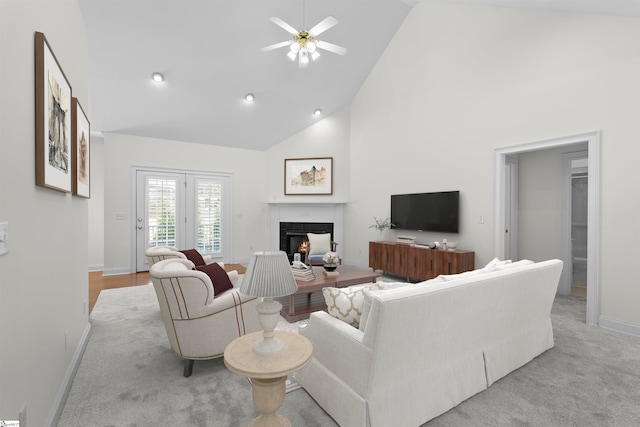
(299, 52), (310, 67)
(306, 41), (317, 53)
(262, 15), (346, 68)
(151, 72), (164, 83)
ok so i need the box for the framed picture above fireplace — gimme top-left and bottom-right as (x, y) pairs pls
(284, 157), (333, 195)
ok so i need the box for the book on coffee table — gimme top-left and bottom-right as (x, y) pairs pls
(322, 270), (340, 277)
(292, 266), (315, 282)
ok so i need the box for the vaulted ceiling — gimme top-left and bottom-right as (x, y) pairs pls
(79, 0), (639, 151)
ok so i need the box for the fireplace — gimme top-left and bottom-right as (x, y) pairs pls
(269, 203), (344, 262)
(280, 222), (334, 262)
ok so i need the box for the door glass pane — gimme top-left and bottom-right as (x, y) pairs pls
(196, 179), (222, 255)
(147, 178), (177, 248)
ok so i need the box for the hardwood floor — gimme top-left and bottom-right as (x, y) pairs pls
(89, 271), (151, 313)
(88, 263), (247, 314)
(571, 284), (587, 298)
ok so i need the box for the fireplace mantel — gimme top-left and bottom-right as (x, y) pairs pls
(269, 203), (344, 256)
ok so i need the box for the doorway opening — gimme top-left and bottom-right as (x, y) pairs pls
(494, 132), (600, 326)
(563, 151), (588, 299)
(132, 167), (233, 272)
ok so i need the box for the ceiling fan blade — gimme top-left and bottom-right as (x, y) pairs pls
(269, 16), (299, 35)
(316, 40), (347, 56)
(309, 16), (338, 36)
(260, 41), (291, 52)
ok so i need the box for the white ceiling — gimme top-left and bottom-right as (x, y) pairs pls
(79, 0), (640, 151)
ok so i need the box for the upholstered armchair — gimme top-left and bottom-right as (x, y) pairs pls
(305, 233), (339, 266)
(145, 246), (217, 268)
(149, 258), (261, 376)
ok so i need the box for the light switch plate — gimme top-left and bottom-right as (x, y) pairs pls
(0, 222), (8, 256)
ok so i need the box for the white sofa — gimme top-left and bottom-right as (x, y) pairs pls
(296, 259), (563, 427)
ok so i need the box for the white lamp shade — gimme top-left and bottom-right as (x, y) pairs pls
(240, 251), (298, 298)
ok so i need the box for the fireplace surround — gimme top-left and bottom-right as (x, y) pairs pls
(280, 222), (334, 262)
(269, 203), (344, 261)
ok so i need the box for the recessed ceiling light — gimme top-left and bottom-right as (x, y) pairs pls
(151, 72), (164, 83)
(244, 93), (255, 102)
(313, 108), (322, 116)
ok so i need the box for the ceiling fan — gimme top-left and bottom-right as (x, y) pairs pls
(261, 15), (347, 68)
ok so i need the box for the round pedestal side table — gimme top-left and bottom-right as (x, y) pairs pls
(224, 330), (313, 427)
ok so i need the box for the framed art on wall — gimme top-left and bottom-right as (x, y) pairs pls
(35, 31), (73, 193)
(72, 98), (90, 198)
(284, 157), (333, 195)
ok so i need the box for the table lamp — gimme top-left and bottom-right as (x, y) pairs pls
(240, 251), (298, 356)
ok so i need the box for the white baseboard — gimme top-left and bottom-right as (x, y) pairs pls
(88, 264), (104, 272)
(46, 322), (92, 427)
(102, 267), (132, 276)
(599, 315), (640, 338)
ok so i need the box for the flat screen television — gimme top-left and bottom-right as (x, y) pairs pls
(391, 191), (460, 233)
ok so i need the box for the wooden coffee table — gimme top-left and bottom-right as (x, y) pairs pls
(279, 265), (380, 322)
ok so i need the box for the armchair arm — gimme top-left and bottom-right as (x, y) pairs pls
(195, 289), (256, 319)
(300, 311), (373, 397)
(202, 255), (224, 268)
(226, 270), (240, 288)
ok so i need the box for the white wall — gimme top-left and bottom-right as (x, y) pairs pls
(265, 106), (351, 204)
(88, 134), (104, 270)
(0, 1), (90, 425)
(347, 3), (640, 327)
(102, 133), (267, 273)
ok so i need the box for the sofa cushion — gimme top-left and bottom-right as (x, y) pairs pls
(484, 257), (512, 269)
(439, 267), (494, 282)
(195, 263), (233, 296)
(180, 249), (206, 266)
(495, 259), (534, 270)
(323, 283), (383, 327)
(308, 233), (332, 255)
(358, 277), (446, 331)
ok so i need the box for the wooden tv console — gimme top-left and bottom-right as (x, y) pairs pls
(369, 241), (475, 281)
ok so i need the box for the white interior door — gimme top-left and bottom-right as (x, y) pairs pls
(135, 169), (232, 271)
(504, 156), (518, 260)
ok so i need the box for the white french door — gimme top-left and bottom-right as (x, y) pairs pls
(135, 169), (232, 271)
